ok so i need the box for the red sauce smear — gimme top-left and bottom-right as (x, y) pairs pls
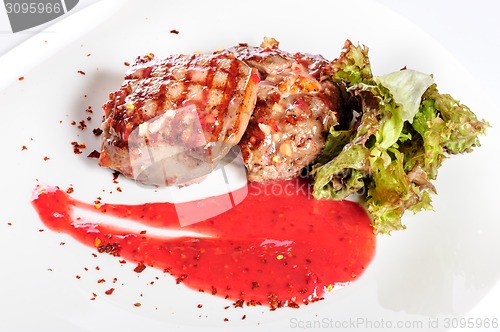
(31, 180), (375, 309)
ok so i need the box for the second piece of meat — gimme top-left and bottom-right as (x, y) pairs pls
(224, 38), (342, 182)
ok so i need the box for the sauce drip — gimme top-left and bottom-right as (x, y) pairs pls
(31, 180), (376, 309)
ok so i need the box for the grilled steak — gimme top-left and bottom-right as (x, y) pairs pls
(99, 52), (259, 186)
(223, 38), (342, 182)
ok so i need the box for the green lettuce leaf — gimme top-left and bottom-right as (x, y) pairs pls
(312, 40), (489, 234)
(375, 69), (434, 123)
(422, 84), (489, 154)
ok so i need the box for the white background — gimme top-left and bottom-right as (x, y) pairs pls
(1, 0), (499, 328)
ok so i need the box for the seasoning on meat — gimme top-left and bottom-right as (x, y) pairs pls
(222, 38), (341, 182)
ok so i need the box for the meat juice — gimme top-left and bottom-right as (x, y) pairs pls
(31, 179), (375, 309)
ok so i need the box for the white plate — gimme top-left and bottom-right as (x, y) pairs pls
(1, 0), (499, 331)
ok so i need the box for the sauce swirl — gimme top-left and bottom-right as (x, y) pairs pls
(31, 180), (375, 309)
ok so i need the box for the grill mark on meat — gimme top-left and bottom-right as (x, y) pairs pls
(218, 59), (239, 139)
(156, 84), (167, 114)
(174, 54), (191, 108)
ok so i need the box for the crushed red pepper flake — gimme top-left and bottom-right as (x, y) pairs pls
(268, 293), (283, 311)
(85, 106), (93, 113)
(175, 274), (187, 284)
(246, 299), (258, 306)
(134, 302), (141, 307)
(124, 61), (130, 66)
(112, 171), (120, 183)
(242, 315), (246, 320)
(71, 141), (86, 154)
(197, 304), (203, 308)
(92, 128), (103, 136)
(21, 145), (27, 150)
(233, 299), (244, 308)
(116, 187), (122, 192)
(76, 275), (81, 279)
(77, 70), (86, 75)
(87, 116), (92, 121)
(43, 156), (50, 161)
(87, 150), (100, 159)
(78, 120), (87, 130)
(119, 260), (126, 264)
(66, 187), (74, 194)
(105, 288), (115, 295)
(71, 121), (77, 126)
(134, 262), (146, 273)
(59, 242), (65, 245)
(98, 242), (121, 256)
(170, 29), (179, 34)
(18, 76), (25, 81)
(223, 318), (229, 322)
(97, 279), (106, 284)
